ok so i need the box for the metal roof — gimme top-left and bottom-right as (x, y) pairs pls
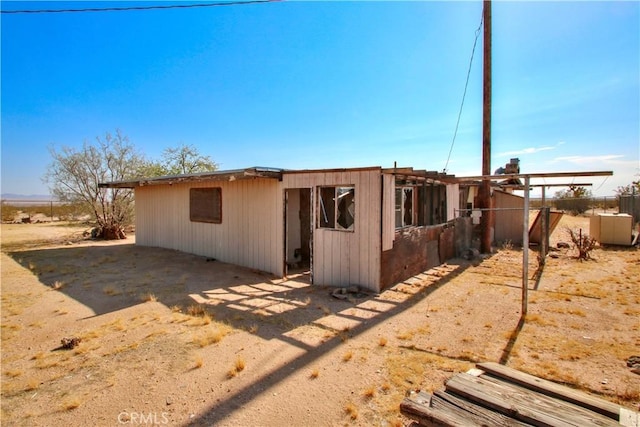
(98, 167), (285, 188)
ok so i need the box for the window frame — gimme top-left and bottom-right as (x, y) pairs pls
(317, 185), (355, 231)
(395, 185), (415, 229)
(396, 181), (448, 228)
(189, 187), (222, 224)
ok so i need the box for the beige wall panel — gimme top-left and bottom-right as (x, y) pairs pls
(282, 169), (381, 291)
(446, 183), (459, 221)
(134, 179), (282, 276)
(381, 173), (395, 251)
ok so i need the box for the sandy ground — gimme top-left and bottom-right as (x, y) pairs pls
(1, 216), (639, 426)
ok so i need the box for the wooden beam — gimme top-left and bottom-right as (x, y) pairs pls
(445, 373), (619, 426)
(456, 171), (613, 181)
(477, 362), (623, 420)
(480, 0), (493, 254)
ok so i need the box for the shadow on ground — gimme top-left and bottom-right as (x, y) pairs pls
(8, 242), (474, 424)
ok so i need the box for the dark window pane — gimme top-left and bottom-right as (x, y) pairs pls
(404, 188), (413, 226)
(336, 187), (355, 230)
(190, 188), (222, 223)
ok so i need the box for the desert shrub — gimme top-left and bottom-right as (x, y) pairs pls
(566, 228), (597, 261)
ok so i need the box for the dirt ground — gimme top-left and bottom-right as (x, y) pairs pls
(1, 216), (639, 426)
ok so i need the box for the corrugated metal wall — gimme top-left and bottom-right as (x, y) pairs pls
(135, 178), (283, 276)
(493, 190), (524, 245)
(283, 168), (382, 291)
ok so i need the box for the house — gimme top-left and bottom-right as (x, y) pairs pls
(101, 166), (471, 293)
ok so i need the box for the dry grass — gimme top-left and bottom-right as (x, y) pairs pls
(342, 351), (353, 362)
(141, 292), (157, 303)
(396, 330), (414, 341)
(51, 280), (65, 290)
(186, 304), (207, 317)
(102, 285), (121, 296)
(234, 357), (246, 372)
(191, 324), (231, 347)
(187, 313), (213, 326)
(378, 337), (388, 347)
(193, 355), (203, 369)
(61, 396), (82, 411)
(24, 377), (40, 391)
(309, 368), (319, 379)
(344, 402), (358, 420)
(363, 386), (376, 399)
(5, 369), (23, 378)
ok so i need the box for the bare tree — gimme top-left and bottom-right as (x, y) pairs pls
(140, 143), (218, 176)
(44, 130), (143, 239)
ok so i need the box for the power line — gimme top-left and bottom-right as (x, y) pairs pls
(1, 0), (279, 15)
(443, 9), (484, 174)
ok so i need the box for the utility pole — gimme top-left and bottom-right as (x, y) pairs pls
(480, 0), (493, 253)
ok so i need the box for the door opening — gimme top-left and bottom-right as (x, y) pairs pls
(284, 188), (312, 279)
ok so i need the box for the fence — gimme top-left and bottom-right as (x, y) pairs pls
(529, 196), (619, 214)
(619, 195), (640, 224)
(0, 199), (85, 223)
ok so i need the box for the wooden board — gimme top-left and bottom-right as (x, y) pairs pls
(400, 391), (477, 427)
(477, 362), (621, 420)
(432, 390), (531, 426)
(400, 363), (638, 427)
(445, 373), (618, 426)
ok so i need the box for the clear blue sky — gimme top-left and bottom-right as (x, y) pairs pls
(2, 1), (638, 197)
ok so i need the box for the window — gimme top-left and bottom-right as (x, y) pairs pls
(395, 187), (414, 228)
(396, 180), (448, 228)
(318, 186), (355, 231)
(190, 188), (222, 223)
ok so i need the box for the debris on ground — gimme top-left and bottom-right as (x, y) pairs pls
(331, 285), (371, 300)
(627, 355), (640, 375)
(60, 337), (81, 349)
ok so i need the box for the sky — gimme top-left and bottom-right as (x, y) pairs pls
(1, 0), (638, 197)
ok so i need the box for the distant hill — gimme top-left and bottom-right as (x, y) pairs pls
(1, 194), (57, 201)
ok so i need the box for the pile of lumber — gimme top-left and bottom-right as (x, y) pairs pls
(401, 362), (639, 427)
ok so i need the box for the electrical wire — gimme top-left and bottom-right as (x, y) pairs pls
(1, 0), (279, 14)
(594, 175), (609, 193)
(443, 8), (484, 174)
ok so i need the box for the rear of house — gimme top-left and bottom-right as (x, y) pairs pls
(102, 166), (468, 293)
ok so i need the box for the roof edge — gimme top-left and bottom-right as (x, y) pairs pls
(99, 167), (285, 189)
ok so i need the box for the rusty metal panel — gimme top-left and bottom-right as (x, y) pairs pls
(438, 227), (455, 264)
(380, 225), (444, 289)
(529, 210), (563, 244)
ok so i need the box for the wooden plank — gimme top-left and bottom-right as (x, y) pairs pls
(432, 389), (531, 426)
(620, 408), (639, 427)
(446, 373), (618, 427)
(477, 362), (622, 420)
(400, 391), (482, 427)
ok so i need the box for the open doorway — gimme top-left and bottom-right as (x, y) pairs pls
(284, 188), (312, 279)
